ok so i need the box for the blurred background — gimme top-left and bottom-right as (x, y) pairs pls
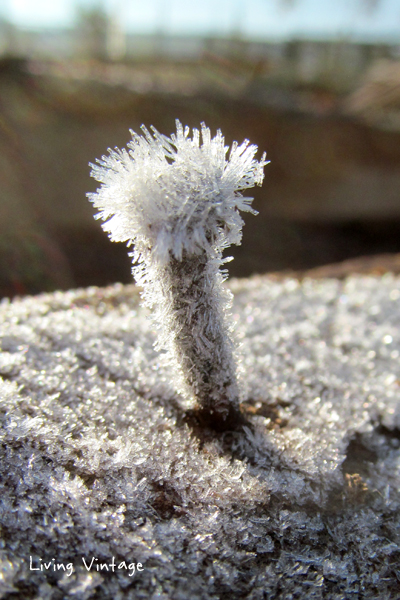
(1, 0), (400, 297)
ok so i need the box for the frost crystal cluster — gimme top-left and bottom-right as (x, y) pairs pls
(88, 121), (267, 428)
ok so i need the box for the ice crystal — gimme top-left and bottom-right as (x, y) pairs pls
(88, 121), (267, 429)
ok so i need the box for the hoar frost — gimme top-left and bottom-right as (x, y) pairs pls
(88, 121), (267, 429)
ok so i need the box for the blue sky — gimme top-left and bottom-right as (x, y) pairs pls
(1, 0), (400, 42)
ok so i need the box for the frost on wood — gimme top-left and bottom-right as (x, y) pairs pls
(88, 121), (267, 429)
(0, 275), (400, 599)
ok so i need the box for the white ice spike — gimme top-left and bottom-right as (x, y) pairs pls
(88, 120), (268, 430)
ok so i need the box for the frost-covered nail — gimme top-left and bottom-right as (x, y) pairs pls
(88, 120), (267, 430)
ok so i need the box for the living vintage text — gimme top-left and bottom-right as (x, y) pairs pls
(29, 556), (144, 577)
